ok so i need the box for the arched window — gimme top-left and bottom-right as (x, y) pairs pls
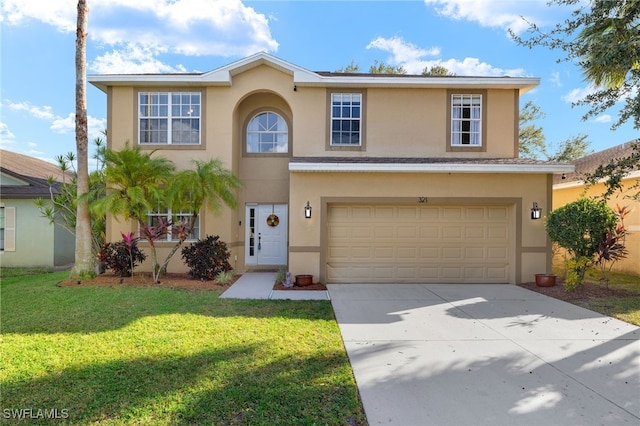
(247, 112), (288, 153)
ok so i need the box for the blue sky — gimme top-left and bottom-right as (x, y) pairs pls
(1, 0), (637, 166)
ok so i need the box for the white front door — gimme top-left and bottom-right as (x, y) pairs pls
(245, 204), (288, 266)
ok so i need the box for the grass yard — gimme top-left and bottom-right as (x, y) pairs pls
(0, 271), (366, 425)
(580, 269), (640, 326)
(540, 265), (640, 326)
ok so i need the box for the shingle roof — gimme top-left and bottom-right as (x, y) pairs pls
(553, 140), (640, 184)
(0, 150), (71, 199)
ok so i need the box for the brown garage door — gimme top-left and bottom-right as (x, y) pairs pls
(326, 204), (512, 283)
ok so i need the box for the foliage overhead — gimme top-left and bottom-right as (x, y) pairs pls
(583, 141), (640, 201)
(93, 142), (175, 223)
(510, 0), (640, 130)
(518, 101), (591, 161)
(422, 65), (456, 76)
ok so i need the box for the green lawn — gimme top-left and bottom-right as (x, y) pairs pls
(551, 265), (640, 326)
(1, 271), (366, 425)
(582, 269), (640, 326)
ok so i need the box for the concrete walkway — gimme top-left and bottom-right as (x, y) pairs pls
(328, 283), (640, 426)
(219, 272), (329, 300)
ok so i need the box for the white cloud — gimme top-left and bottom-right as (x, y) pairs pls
(90, 44), (188, 74)
(367, 37), (440, 63)
(562, 85), (596, 103)
(423, 0), (550, 34)
(5, 100), (106, 141)
(7, 102), (56, 121)
(549, 72), (562, 87)
(2, 0), (278, 75)
(0, 0), (76, 31)
(593, 114), (612, 124)
(366, 36), (525, 76)
(0, 122), (16, 147)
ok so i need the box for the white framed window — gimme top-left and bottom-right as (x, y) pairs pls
(146, 203), (200, 242)
(0, 206), (5, 251)
(451, 94), (482, 146)
(331, 93), (361, 146)
(247, 112), (288, 153)
(0, 206), (15, 252)
(139, 92), (201, 145)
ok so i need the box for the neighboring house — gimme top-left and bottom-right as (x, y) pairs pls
(0, 150), (75, 268)
(553, 141), (640, 276)
(88, 52), (572, 284)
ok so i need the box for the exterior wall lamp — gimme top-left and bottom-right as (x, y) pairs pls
(531, 202), (542, 220)
(304, 201), (312, 219)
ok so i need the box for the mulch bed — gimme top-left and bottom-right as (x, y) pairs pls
(57, 272), (237, 291)
(58, 272), (628, 301)
(517, 279), (633, 301)
(272, 281), (327, 291)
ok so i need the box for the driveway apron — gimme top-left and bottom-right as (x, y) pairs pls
(328, 284), (640, 426)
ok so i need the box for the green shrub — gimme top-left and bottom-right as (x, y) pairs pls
(546, 198), (617, 290)
(546, 198), (617, 259)
(275, 268), (287, 284)
(563, 256), (591, 292)
(215, 270), (235, 285)
(181, 235), (232, 280)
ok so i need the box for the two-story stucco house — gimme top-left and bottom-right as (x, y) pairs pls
(89, 52), (572, 284)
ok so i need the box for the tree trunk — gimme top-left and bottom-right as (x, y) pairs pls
(70, 0), (95, 280)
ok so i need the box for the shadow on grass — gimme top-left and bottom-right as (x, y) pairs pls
(1, 272), (333, 334)
(1, 344), (365, 425)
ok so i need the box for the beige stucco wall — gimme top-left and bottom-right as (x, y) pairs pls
(553, 179), (640, 276)
(289, 171), (551, 284)
(102, 63), (541, 278)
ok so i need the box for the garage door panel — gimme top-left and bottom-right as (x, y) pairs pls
(442, 227), (463, 239)
(465, 207), (485, 220)
(397, 226), (417, 238)
(327, 204), (511, 283)
(488, 226), (508, 239)
(420, 227), (440, 238)
(465, 227), (485, 239)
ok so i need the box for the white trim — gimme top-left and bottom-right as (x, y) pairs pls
(89, 52), (539, 94)
(289, 162), (574, 174)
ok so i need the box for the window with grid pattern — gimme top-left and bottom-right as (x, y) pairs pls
(146, 202), (200, 242)
(451, 94), (482, 146)
(139, 92), (200, 144)
(331, 93), (361, 146)
(247, 112), (288, 153)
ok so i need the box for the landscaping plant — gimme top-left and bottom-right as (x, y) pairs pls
(181, 235), (233, 281)
(546, 198), (618, 291)
(97, 232), (146, 277)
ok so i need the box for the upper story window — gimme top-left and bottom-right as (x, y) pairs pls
(247, 112), (288, 153)
(451, 94), (482, 146)
(331, 93), (361, 146)
(139, 92), (200, 145)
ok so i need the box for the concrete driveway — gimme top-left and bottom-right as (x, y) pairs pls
(328, 284), (640, 426)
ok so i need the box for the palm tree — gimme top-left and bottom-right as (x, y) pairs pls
(70, 0), (94, 280)
(155, 159), (242, 277)
(93, 143), (176, 224)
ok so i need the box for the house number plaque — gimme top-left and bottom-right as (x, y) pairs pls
(418, 197), (428, 203)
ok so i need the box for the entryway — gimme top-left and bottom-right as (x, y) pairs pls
(245, 204), (288, 266)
